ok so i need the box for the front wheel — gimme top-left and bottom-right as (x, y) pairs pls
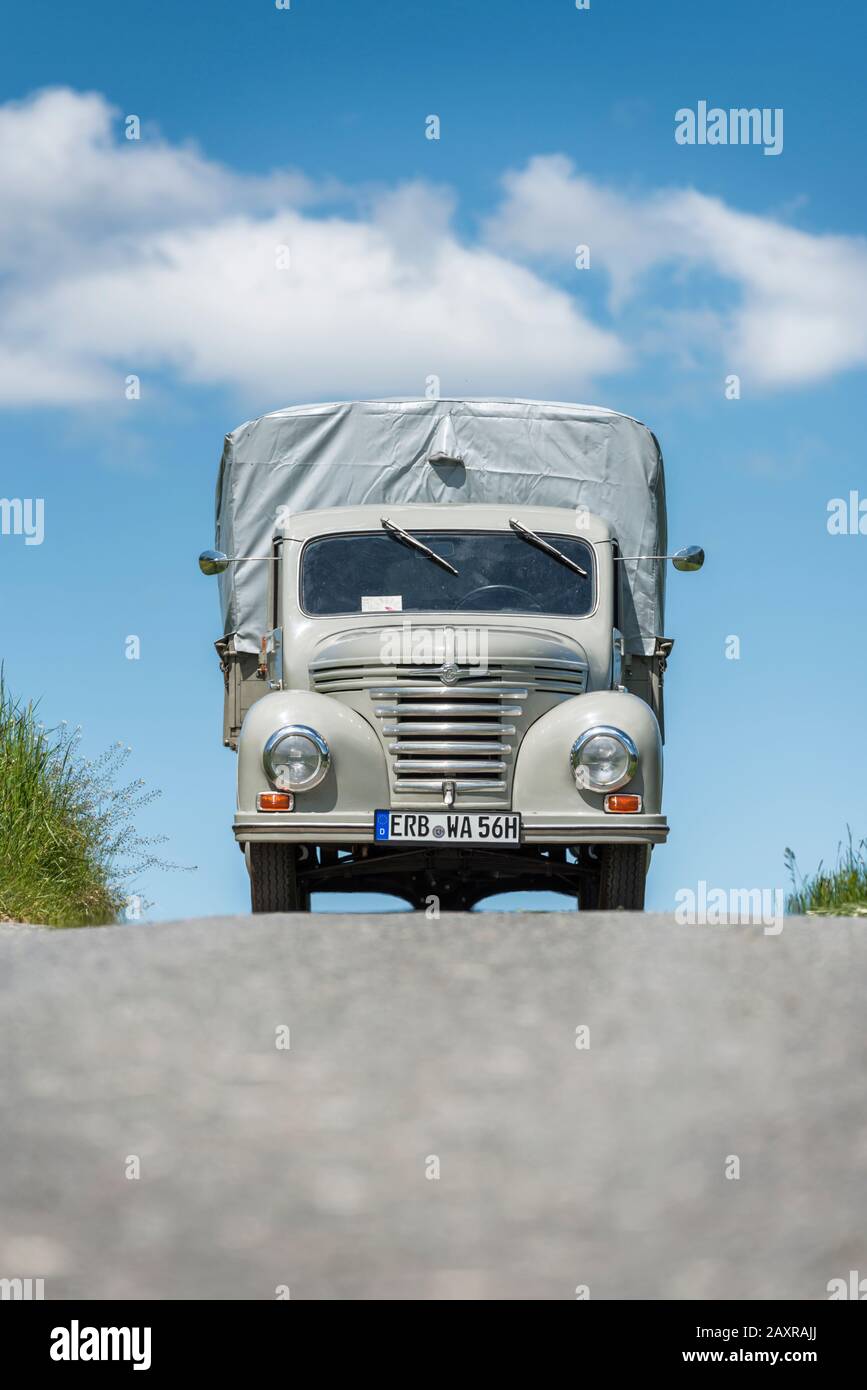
(249, 843), (310, 913)
(596, 844), (648, 910)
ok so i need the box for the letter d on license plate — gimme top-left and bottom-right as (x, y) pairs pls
(374, 811), (521, 844)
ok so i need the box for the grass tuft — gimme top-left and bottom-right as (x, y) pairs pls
(0, 674), (185, 927)
(785, 830), (867, 917)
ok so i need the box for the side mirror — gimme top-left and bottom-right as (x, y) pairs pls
(672, 545), (704, 573)
(199, 549), (230, 576)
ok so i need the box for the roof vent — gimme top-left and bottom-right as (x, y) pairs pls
(427, 414), (463, 466)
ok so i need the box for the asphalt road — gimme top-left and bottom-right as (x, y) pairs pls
(1, 912), (866, 1300)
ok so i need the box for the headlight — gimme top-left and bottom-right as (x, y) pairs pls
(263, 725), (331, 792)
(570, 726), (638, 792)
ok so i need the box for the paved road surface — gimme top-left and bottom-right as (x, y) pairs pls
(1, 912), (866, 1299)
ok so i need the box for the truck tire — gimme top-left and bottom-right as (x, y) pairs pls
(578, 877), (599, 910)
(249, 843), (309, 913)
(596, 844), (647, 910)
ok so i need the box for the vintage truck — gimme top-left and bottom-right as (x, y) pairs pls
(200, 399), (702, 912)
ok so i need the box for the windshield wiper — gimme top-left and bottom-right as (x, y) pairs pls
(508, 518), (588, 577)
(381, 517), (459, 576)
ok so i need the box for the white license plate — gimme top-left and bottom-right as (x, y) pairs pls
(374, 811), (521, 844)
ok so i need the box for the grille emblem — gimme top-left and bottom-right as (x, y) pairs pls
(439, 663), (460, 685)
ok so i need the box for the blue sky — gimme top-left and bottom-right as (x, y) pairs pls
(2, 0), (865, 919)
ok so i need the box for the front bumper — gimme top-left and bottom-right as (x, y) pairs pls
(235, 687), (669, 848)
(233, 811), (669, 846)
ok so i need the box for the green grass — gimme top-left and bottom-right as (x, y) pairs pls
(785, 832), (867, 917)
(0, 676), (173, 926)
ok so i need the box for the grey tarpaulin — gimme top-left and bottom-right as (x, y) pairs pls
(214, 398), (667, 656)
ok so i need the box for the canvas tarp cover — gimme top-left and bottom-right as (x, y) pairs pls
(215, 398), (667, 656)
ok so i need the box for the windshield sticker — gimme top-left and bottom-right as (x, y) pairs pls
(361, 594), (403, 612)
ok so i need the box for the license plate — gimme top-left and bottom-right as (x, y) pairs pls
(374, 811), (521, 844)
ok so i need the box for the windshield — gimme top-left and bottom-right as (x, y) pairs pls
(301, 530), (595, 616)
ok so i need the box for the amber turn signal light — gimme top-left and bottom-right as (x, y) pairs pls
(604, 793), (642, 814)
(257, 792), (294, 812)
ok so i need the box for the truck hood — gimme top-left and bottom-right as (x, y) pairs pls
(307, 622), (591, 692)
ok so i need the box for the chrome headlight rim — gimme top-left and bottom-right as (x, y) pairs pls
(263, 725), (331, 792)
(570, 725), (639, 793)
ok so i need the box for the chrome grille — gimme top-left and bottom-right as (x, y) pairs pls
(310, 660), (586, 697)
(370, 682), (525, 794)
(309, 656), (587, 805)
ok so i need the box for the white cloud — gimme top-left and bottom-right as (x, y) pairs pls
(486, 155), (867, 387)
(0, 87), (324, 263)
(0, 92), (865, 407)
(0, 90), (625, 406)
